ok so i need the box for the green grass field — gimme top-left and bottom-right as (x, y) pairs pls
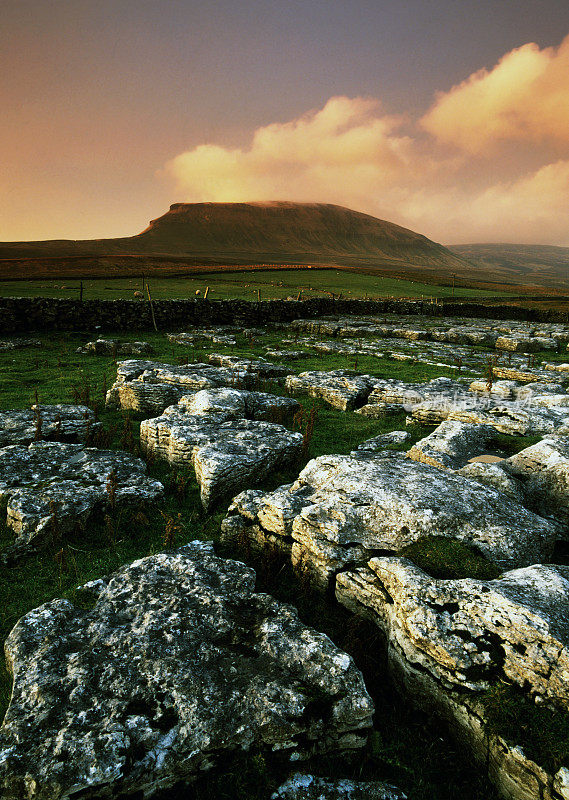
(0, 269), (508, 301)
(1, 326), (562, 799)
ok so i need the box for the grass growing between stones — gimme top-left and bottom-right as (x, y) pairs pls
(399, 536), (502, 581)
(482, 683), (569, 774)
(0, 326), (561, 799)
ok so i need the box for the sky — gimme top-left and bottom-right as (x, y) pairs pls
(2, 0), (569, 245)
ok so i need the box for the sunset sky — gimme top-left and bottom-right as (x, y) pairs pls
(2, 0), (569, 245)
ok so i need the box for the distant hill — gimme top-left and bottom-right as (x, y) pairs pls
(0, 202), (471, 279)
(450, 244), (569, 290)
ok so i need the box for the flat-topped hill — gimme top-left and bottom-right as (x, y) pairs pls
(0, 202), (469, 275)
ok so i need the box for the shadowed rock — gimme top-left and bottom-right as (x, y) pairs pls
(0, 405), (100, 447)
(285, 371), (376, 411)
(272, 774), (406, 800)
(0, 442), (163, 558)
(77, 339), (154, 356)
(0, 542), (374, 799)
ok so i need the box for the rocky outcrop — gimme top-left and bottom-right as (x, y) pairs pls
(272, 774), (406, 800)
(496, 336), (557, 353)
(0, 442), (163, 557)
(351, 431), (410, 457)
(457, 461), (525, 504)
(222, 455), (557, 586)
(76, 339), (154, 356)
(408, 421), (497, 470)
(105, 360), (276, 416)
(0, 338), (41, 351)
(0, 542), (374, 799)
(175, 387), (300, 423)
(357, 377), (468, 418)
(207, 353), (289, 378)
(0, 405), (100, 446)
(141, 410), (302, 510)
(336, 559), (569, 800)
(285, 371), (376, 411)
(506, 436), (569, 523)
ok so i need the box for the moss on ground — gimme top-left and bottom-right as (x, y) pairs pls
(399, 536), (502, 581)
(482, 683), (569, 773)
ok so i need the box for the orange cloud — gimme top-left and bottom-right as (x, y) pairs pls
(164, 96), (429, 209)
(421, 36), (569, 153)
(164, 80), (569, 245)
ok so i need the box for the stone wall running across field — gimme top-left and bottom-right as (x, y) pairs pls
(0, 297), (568, 333)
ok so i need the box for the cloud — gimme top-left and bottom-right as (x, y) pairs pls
(421, 36), (569, 153)
(395, 160), (569, 245)
(164, 58), (569, 245)
(165, 96), (431, 211)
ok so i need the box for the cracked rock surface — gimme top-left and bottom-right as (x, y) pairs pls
(285, 371), (376, 411)
(337, 558), (569, 705)
(105, 360), (275, 416)
(507, 435), (569, 522)
(0, 405), (100, 447)
(408, 420), (497, 470)
(141, 390), (303, 509)
(0, 442), (163, 557)
(222, 454), (557, 586)
(0, 542), (374, 800)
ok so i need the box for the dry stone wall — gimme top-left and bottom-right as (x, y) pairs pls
(1, 297), (569, 334)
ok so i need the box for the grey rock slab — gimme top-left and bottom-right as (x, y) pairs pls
(0, 338), (42, 351)
(0, 405), (100, 447)
(507, 436), (569, 522)
(457, 462), (526, 504)
(76, 339), (154, 356)
(105, 360), (273, 415)
(223, 454), (557, 587)
(285, 371), (376, 411)
(0, 542), (374, 799)
(337, 558), (569, 707)
(208, 353), (288, 378)
(176, 387), (300, 423)
(272, 774), (406, 800)
(141, 414), (303, 509)
(351, 431), (411, 457)
(0, 442), (163, 556)
(408, 420), (497, 470)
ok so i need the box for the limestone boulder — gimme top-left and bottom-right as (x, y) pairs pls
(222, 454), (557, 587)
(208, 353), (289, 378)
(105, 360), (272, 415)
(0, 405), (100, 447)
(408, 421), (497, 470)
(141, 413), (302, 509)
(176, 387), (300, 423)
(338, 558), (569, 704)
(0, 542), (374, 799)
(507, 436), (569, 523)
(351, 431), (410, 457)
(77, 339), (154, 356)
(285, 371), (376, 411)
(457, 461), (526, 504)
(0, 338), (41, 351)
(0, 442), (163, 557)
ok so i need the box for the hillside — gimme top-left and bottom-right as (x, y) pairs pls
(0, 202), (471, 279)
(450, 244), (569, 290)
